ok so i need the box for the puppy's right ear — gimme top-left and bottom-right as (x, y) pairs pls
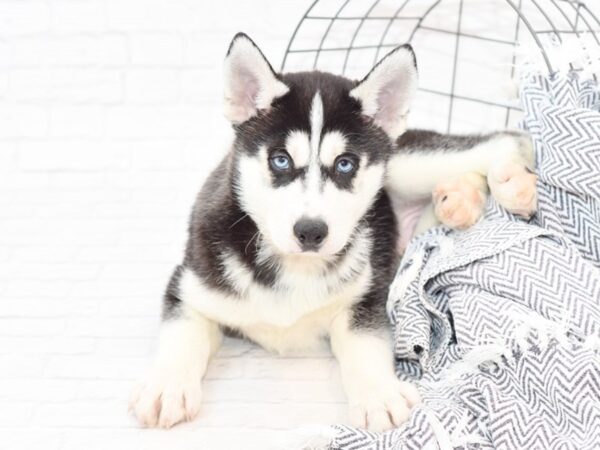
(223, 33), (289, 124)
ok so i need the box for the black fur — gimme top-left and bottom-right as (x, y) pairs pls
(162, 264), (184, 320)
(162, 35), (411, 333)
(349, 190), (399, 330)
(234, 71), (393, 193)
(163, 151), (399, 331)
(162, 66), (400, 331)
(183, 154), (279, 295)
(396, 129), (523, 153)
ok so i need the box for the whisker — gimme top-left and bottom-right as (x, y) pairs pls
(245, 231), (260, 255)
(228, 213), (249, 230)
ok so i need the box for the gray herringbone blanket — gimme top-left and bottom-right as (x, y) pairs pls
(328, 72), (600, 449)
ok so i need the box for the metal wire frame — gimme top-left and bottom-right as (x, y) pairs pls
(281, 0), (600, 132)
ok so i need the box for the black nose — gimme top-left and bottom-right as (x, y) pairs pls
(293, 218), (328, 251)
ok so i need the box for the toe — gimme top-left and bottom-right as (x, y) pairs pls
(183, 386), (203, 420)
(398, 381), (421, 407)
(386, 395), (410, 427)
(133, 388), (160, 427)
(130, 375), (203, 428)
(156, 384), (202, 428)
(157, 392), (185, 428)
(348, 380), (420, 432)
(367, 406), (393, 432)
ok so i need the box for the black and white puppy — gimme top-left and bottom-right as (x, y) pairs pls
(130, 33), (536, 431)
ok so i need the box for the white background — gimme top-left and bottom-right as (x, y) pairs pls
(1, 1), (599, 449)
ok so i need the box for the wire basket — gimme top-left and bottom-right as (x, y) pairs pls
(281, 0), (600, 133)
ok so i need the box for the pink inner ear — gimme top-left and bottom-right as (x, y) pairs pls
(376, 83), (398, 125)
(376, 77), (405, 130)
(235, 69), (259, 114)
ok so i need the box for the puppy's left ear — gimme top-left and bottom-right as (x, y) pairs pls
(350, 44), (418, 139)
(223, 33), (289, 124)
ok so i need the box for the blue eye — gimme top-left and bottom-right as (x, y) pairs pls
(270, 154), (291, 171)
(335, 158), (355, 174)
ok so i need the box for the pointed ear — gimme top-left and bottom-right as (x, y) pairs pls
(223, 33), (289, 124)
(350, 44), (418, 139)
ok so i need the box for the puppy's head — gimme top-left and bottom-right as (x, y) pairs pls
(224, 33), (417, 258)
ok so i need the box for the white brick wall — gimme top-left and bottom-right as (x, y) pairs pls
(0, 1), (344, 449)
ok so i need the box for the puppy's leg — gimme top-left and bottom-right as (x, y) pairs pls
(130, 294), (222, 428)
(329, 312), (420, 432)
(432, 172), (488, 230)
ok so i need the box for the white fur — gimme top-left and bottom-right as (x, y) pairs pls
(386, 248), (425, 316)
(286, 130), (311, 167)
(350, 46), (417, 139)
(309, 92), (324, 158)
(283, 129), (348, 174)
(307, 158), (385, 255)
(166, 234), (420, 430)
(223, 35), (289, 123)
(234, 91), (386, 257)
(305, 93), (325, 213)
(134, 36), (425, 433)
(236, 145), (304, 254)
(136, 227), (419, 431)
(236, 144), (385, 256)
(319, 131), (347, 167)
(129, 306), (221, 428)
(178, 228), (373, 353)
(329, 311), (421, 432)
(386, 134), (533, 199)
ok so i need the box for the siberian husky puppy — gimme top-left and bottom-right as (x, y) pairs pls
(130, 33), (536, 431)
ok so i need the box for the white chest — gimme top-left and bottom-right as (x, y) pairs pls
(177, 260), (372, 354)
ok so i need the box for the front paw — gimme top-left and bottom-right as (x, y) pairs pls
(129, 369), (202, 428)
(348, 379), (420, 432)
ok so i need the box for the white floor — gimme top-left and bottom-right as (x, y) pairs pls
(3, 335), (345, 450)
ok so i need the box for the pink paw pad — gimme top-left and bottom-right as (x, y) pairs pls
(432, 176), (487, 230)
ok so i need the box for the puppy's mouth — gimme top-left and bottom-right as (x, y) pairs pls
(281, 243), (330, 257)
(269, 237), (341, 261)
(281, 247), (341, 271)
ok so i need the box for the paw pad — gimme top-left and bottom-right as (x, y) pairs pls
(432, 176), (487, 230)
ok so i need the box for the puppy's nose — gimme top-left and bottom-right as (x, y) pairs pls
(293, 218), (328, 251)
